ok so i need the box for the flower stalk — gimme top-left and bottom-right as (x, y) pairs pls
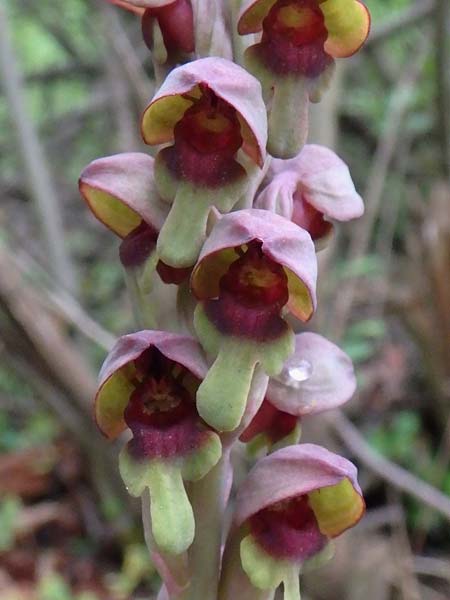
(80, 1), (371, 597)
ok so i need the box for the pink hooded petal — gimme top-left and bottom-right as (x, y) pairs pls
(254, 170), (298, 219)
(234, 443), (362, 527)
(266, 145), (364, 221)
(141, 57), (267, 166)
(107, 0), (175, 11)
(191, 209), (317, 321)
(96, 331), (208, 439)
(79, 153), (169, 238)
(268, 333), (356, 416)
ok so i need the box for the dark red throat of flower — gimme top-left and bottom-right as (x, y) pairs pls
(292, 192), (332, 242)
(175, 86), (243, 157)
(124, 348), (205, 459)
(220, 242), (289, 309)
(249, 494), (327, 561)
(141, 0), (195, 56)
(160, 85), (245, 187)
(259, 0), (332, 76)
(239, 397), (298, 444)
(156, 260), (192, 285)
(264, 0), (326, 46)
(119, 221), (158, 269)
(204, 241), (290, 341)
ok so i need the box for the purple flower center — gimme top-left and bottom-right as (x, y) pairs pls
(204, 242), (290, 341)
(160, 86), (245, 187)
(240, 397), (298, 444)
(258, 0), (333, 77)
(250, 494), (327, 560)
(124, 348), (207, 459)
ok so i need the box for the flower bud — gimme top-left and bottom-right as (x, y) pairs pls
(255, 144), (364, 247)
(95, 331), (221, 559)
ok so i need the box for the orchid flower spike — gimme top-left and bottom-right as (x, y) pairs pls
(191, 208), (317, 432)
(238, 0), (371, 157)
(95, 331), (221, 563)
(241, 332), (356, 451)
(255, 144), (364, 247)
(220, 444), (365, 600)
(141, 57), (267, 269)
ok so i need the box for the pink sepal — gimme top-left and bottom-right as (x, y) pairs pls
(268, 332), (356, 416)
(141, 57), (267, 167)
(256, 145), (363, 222)
(79, 152), (168, 238)
(107, 0), (174, 12)
(234, 443), (362, 527)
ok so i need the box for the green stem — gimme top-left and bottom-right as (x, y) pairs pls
(181, 452), (231, 600)
(268, 76), (309, 158)
(157, 184), (210, 268)
(124, 268), (151, 329)
(283, 569), (301, 600)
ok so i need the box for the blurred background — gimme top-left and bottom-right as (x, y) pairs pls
(0, 0), (449, 598)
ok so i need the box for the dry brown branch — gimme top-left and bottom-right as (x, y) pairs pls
(414, 556), (450, 582)
(95, 1), (153, 107)
(435, 0), (450, 180)
(327, 410), (450, 522)
(328, 37), (429, 340)
(0, 244), (96, 412)
(0, 6), (77, 294)
(13, 248), (116, 351)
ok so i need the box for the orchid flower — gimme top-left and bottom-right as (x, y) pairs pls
(238, 0), (370, 157)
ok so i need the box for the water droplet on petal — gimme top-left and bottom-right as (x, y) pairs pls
(276, 358), (313, 389)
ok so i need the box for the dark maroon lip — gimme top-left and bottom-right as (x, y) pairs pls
(122, 347), (210, 459)
(158, 141), (246, 188)
(291, 192), (333, 241)
(249, 494), (327, 560)
(156, 260), (192, 285)
(157, 86), (247, 187)
(119, 221), (158, 268)
(239, 397), (298, 443)
(255, 0), (333, 77)
(202, 241), (290, 341)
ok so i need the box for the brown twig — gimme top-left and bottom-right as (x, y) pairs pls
(327, 36), (429, 340)
(327, 410), (450, 522)
(435, 0), (450, 180)
(0, 6), (77, 294)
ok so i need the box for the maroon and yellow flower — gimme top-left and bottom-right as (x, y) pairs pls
(191, 208), (317, 432)
(95, 331), (221, 560)
(220, 444), (365, 599)
(238, 0), (370, 157)
(141, 57), (267, 268)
